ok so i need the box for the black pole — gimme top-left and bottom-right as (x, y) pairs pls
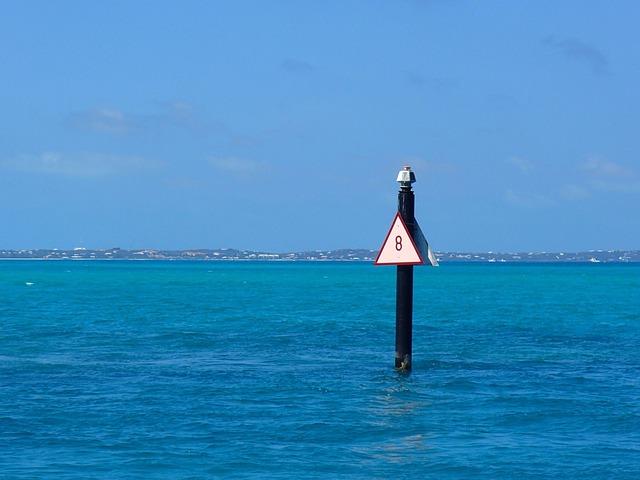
(395, 179), (415, 370)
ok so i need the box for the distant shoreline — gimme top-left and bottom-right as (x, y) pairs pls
(1, 259), (639, 265)
(1, 248), (638, 263)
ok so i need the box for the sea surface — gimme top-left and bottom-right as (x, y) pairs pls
(1, 261), (639, 479)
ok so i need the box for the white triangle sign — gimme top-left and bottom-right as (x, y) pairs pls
(374, 213), (424, 265)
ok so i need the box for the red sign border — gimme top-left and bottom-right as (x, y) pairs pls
(374, 212), (425, 266)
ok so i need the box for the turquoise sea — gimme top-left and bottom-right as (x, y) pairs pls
(1, 261), (639, 478)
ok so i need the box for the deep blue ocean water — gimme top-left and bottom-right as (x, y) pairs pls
(1, 261), (639, 479)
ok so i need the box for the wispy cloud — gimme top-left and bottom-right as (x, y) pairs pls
(591, 179), (640, 194)
(69, 108), (131, 134)
(208, 157), (267, 174)
(543, 36), (609, 75)
(553, 157), (640, 196)
(505, 189), (554, 208)
(582, 157), (632, 177)
(581, 157), (639, 193)
(281, 58), (314, 74)
(506, 156), (534, 174)
(560, 184), (590, 200)
(68, 101), (213, 136)
(503, 155), (638, 206)
(1, 152), (159, 177)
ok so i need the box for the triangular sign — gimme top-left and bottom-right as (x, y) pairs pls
(374, 213), (424, 265)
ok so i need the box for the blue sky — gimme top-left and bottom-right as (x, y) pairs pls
(1, 1), (638, 252)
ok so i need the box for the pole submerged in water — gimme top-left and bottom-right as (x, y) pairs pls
(374, 165), (437, 370)
(395, 166), (416, 371)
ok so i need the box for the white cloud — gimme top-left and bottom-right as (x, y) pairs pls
(560, 184), (590, 200)
(582, 157), (632, 177)
(590, 179), (640, 194)
(1, 152), (159, 177)
(506, 156), (534, 174)
(69, 101), (211, 136)
(505, 189), (554, 208)
(581, 157), (639, 194)
(69, 108), (131, 134)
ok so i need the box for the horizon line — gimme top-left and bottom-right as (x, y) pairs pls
(1, 247), (639, 255)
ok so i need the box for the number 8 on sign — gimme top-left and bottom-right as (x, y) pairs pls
(374, 212), (424, 265)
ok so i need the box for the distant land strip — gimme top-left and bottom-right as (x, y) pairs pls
(0, 248), (638, 263)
